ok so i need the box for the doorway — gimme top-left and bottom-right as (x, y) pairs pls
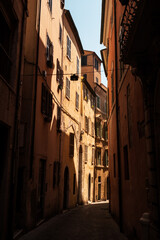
(37, 159), (46, 221)
(98, 176), (101, 200)
(88, 174), (91, 201)
(63, 167), (69, 209)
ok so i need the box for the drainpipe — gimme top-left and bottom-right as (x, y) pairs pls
(114, 0), (123, 231)
(30, 0), (42, 178)
(8, 1), (28, 239)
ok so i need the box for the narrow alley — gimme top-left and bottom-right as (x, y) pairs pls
(19, 202), (127, 240)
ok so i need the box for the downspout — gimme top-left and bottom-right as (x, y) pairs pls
(30, 0), (42, 178)
(9, 1), (28, 239)
(114, 0), (123, 231)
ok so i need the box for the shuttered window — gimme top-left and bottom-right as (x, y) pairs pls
(75, 92), (79, 110)
(66, 77), (70, 99)
(41, 83), (52, 121)
(67, 35), (71, 60)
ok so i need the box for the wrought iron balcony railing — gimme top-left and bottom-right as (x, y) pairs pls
(120, 0), (144, 63)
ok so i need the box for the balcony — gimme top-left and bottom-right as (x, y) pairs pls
(120, 0), (160, 67)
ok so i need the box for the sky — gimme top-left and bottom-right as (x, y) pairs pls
(65, 0), (107, 86)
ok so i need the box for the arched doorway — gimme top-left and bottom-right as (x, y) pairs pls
(88, 174), (91, 201)
(63, 167), (69, 209)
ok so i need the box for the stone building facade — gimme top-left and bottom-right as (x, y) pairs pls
(101, 0), (160, 239)
(0, 0), (28, 239)
(81, 50), (109, 202)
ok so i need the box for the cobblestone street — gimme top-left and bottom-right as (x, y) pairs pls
(19, 202), (127, 240)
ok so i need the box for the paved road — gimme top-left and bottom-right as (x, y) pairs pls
(19, 202), (127, 240)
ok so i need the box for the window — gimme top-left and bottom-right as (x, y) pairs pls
(48, 0), (52, 12)
(67, 35), (71, 60)
(103, 122), (108, 140)
(95, 120), (102, 138)
(83, 85), (88, 101)
(46, 34), (53, 68)
(75, 92), (79, 110)
(113, 154), (116, 178)
(104, 150), (108, 167)
(73, 173), (76, 194)
(92, 122), (94, 137)
(111, 61), (114, 104)
(96, 77), (98, 83)
(94, 58), (99, 71)
(98, 176), (101, 182)
(57, 106), (61, 131)
(96, 148), (101, 165)
(77, 57), (79, 75)
(124, 145), (129, 180)
(90, 94), (95, 108)
(56, 59), (63, 88)
(69, 133), (74, 157)
(41, 83), (52, 121)
(96, 95), (100, 109)
(85, 116), (89, 134)
(92, 148), (95, 165)
(66, 77), (70, 99)
(59, 24), (62, 44)
(85, 145), (88, 163)
(0, 10), (15, 85)
(81, 55), (87, 66)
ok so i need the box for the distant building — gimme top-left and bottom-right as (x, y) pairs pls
(79, 78), (96, 204)
(81, 50), (109, 202)
(101, 0), (160, 239)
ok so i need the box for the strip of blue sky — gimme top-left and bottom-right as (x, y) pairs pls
(65, 0), (107, 86)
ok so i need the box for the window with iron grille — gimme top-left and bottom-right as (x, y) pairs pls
(96, 77), (98, 83)
(81, 55), (87, 66)
(96, 148), (101, 165)
(67, 35), (71, 60)
(75, 92), (79, 110)
(41, 83), (52, 121)
(69, 133), (74, 157)
(66, 77), (70, 99)
(0, 10), (16, 86)
(48, 0), (52, 12)
(85, 145), (88, 163)
(94, 58), (99, 71)
(46, 34), (53, 68)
